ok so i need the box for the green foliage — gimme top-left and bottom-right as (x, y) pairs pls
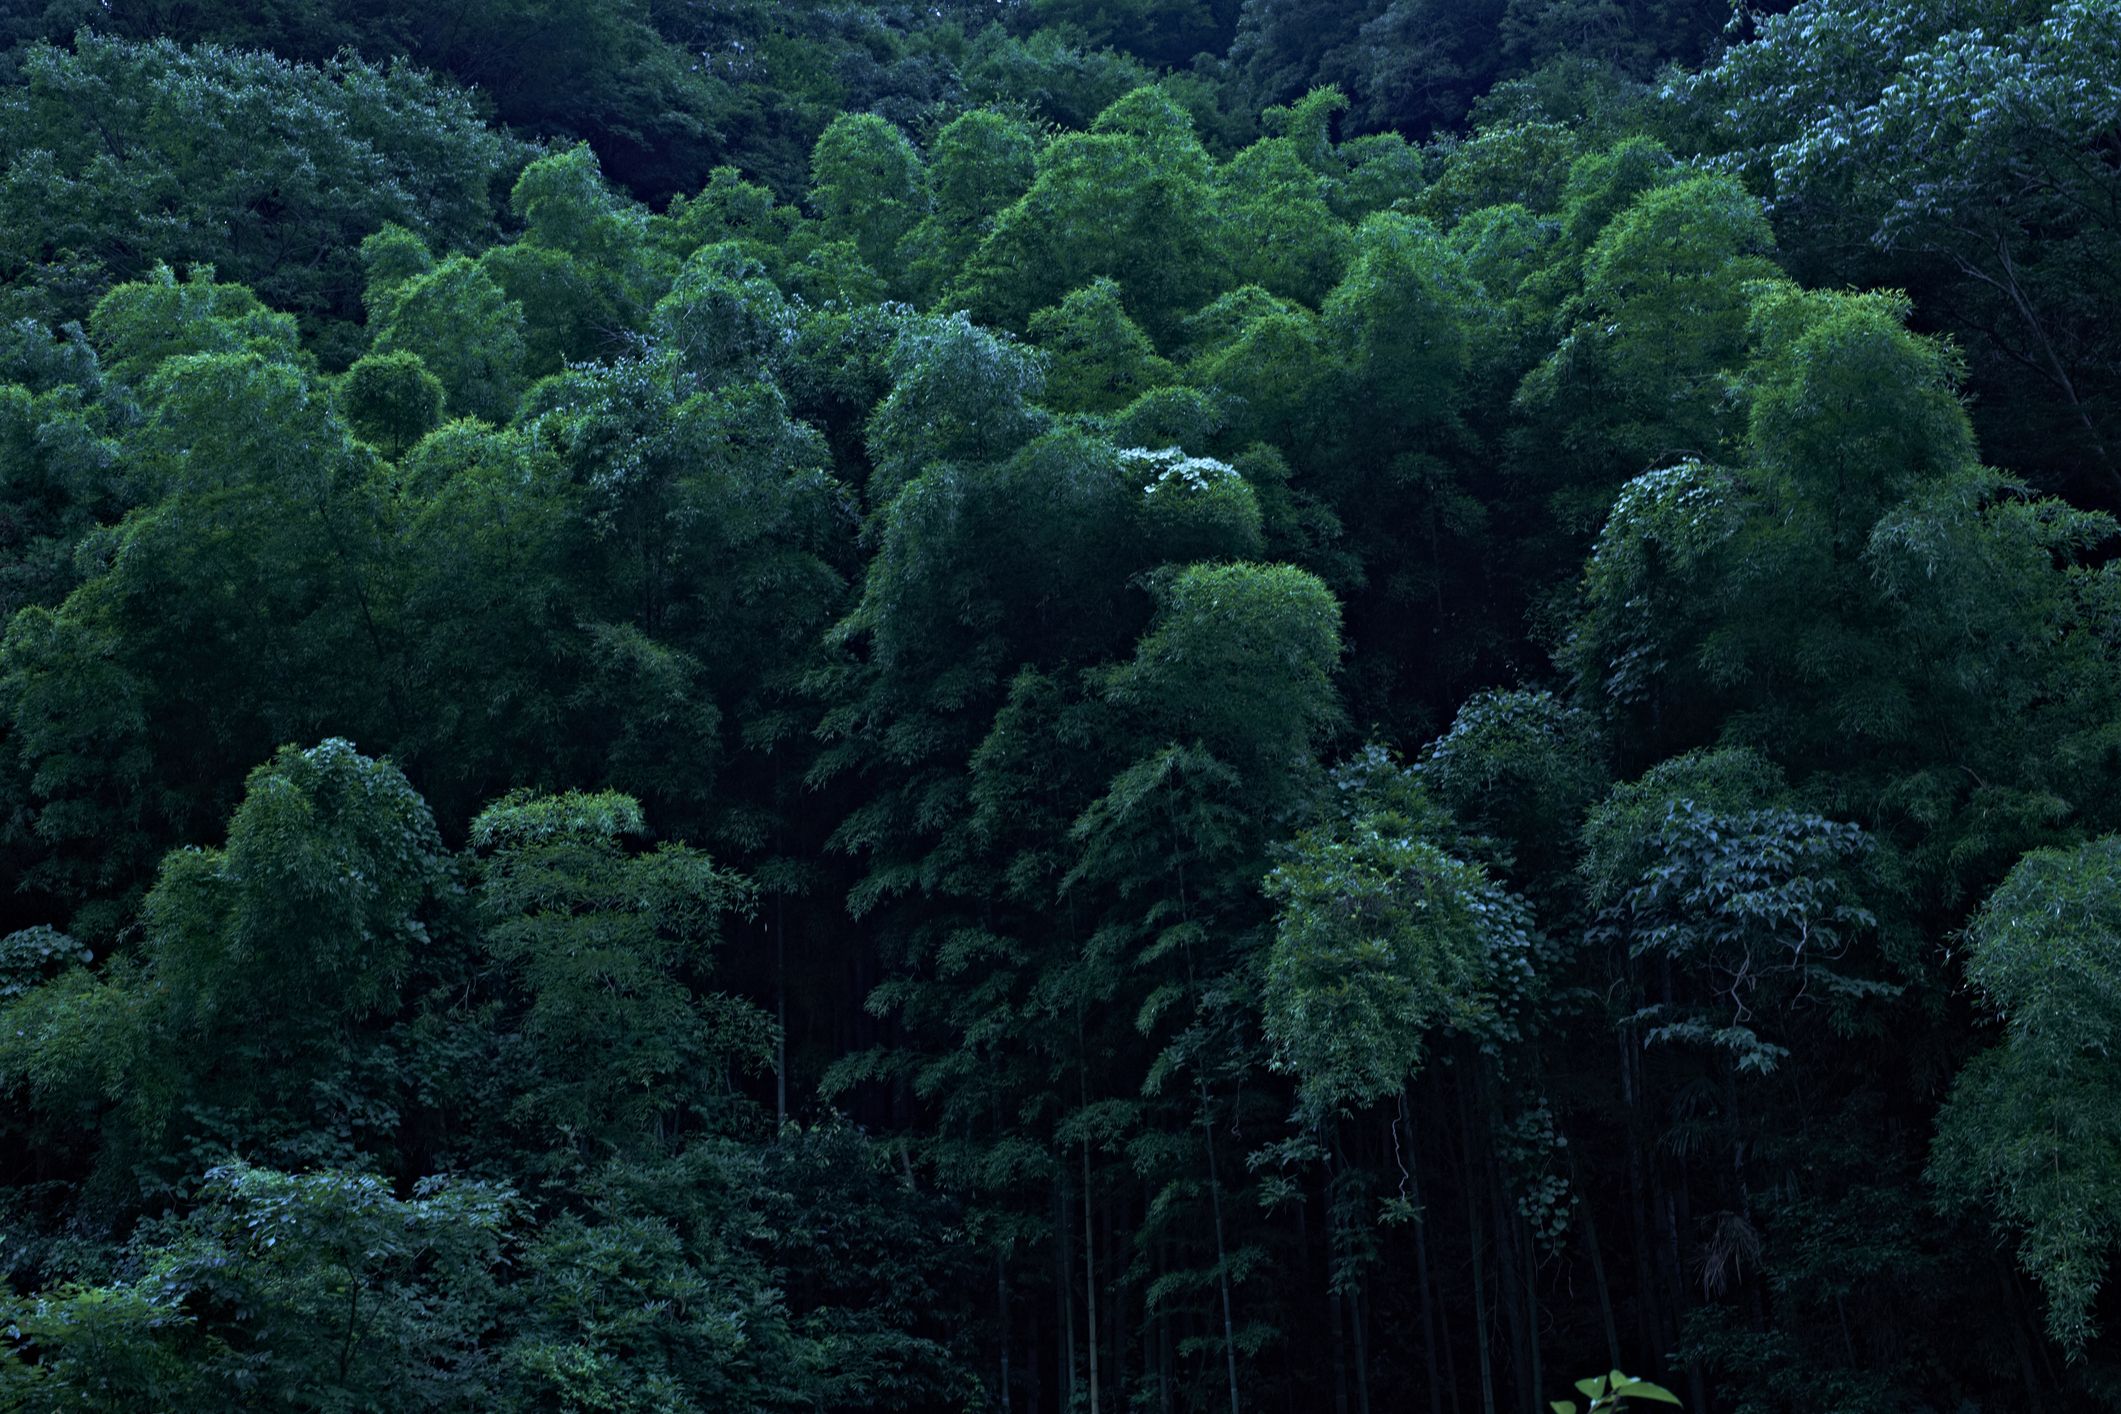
(1126, 446), (1264, 564)
(1325, 210), (1492, 427)
(901, 108), (1040, 304)
(1512, 172), (1778, 532)
(0, 924), (88, 1000)
(0, 320), (125, 618)
(1181, 286), (1333, 453)
(3, 1162), (511, 1411)
(808, 113), (928, 295)
(951, 85), (1229, 341)
(4, 7), (2121, 1409)
(473, 788), (765, 1146)
(1095, 561), (1341, 785)
(1028, 278), (1175, 415)
(1933, 837), (2121, 1355)
(3, 350), (401, 901)
(1589, 798), (1885, 1075)
(368, 254), (528, 425)
(162, 739), (443, 1026)
(1687, 0), (2121, 490)
(0, 33), (517, 345)
(1219, 119), (1355, 306)
(89, 266), (305, 386)
(0, 740), (443, 1195)
(1422, 688), (1608, 881)
(652, 243), (797, 390)
(1263, 751), (1511, 1114)
(1552, 1368), (1682, 1413)
(864, 310), (1049, 502)
(338, 350), (444, 457)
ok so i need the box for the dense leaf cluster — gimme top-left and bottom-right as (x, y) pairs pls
(5, 3), (2121, 1412)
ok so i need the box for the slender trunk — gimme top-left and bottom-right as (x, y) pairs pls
(1000, 1256), (1014, 1414)
(1110, 1197), (1127, 1414)
(1657, 1184), (1706, 1414)
(1569, 1144), (1625, 1371)
(1330, 1125), (1376, 1414)
(1656, 962), (1701, 1410)
(1028, 1284), (1043, 1414)
(992, 1263), (1009, 1414)
(1399, 1090), (1444, 1414)
(1350, 1274), (1373, 1414)
(1330, 1285), (1350, 1414)
(1522, 1210), (1544, 1414)
(1425, 1085), (1464, 1414)
(1997, 1258), (2048, 1414)
(1313, 1160), (1347, 1414)
(1619, 1024), (1663, 1362)
(1489, 1135), (1532, 1413)
(1079, 1008), (1102, 1414)
(1201, 1072), (1243, 1414)
(1149, 1185), (1173, 1414)
(775, 886), (787, 1127)
(338, 1282), (362, 1384)
(1158, 1233), (1176, 1414)
(1058, 1178), (1077, 1410)
(1460, 1086), (1497, 1414)
(1084, 1133), (1102, 1414)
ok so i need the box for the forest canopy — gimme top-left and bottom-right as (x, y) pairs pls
(4, 1), (2121, 1411)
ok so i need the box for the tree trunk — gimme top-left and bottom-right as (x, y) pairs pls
(1058, 1177), (1077, 1411)
(1083, 1133), (1102, 1414)
(1522, 1209), (1544, 1414)
(1330, 1285), (1350, 1414)
(1569, 1142), (1625, 1371)
(1460, 1085), (1497, 1414)
(775, 886), (787, 1127)
(1109, 1196), (1127, 1414)
(1201, 1071), (1243, 1414)
(1400, 1090), (1445, 1414)
(1350, 1273), (1374, 1414)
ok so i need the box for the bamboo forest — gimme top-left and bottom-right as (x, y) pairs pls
(3, 1), (2120, 1410)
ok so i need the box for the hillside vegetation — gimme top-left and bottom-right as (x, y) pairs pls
(4, 2), (2121, 1410)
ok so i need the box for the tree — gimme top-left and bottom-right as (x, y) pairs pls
(1027, 279), (1176, 415)
(1568, 281), (2121, 885)
(470, 789), (766, 1152)
(480, 145), (657, 378)
(0, 318), (126, 621)
(367, 253), (528, 425)
(1219, 96), (1356, 307)
(0, 34), (516, 350)
(3, 11), (2121, 1409)
(901, 109), (1041, 306)
(1589, 798), (1884, 1077)
(1317, 208), (1501, 729)
(0, 740), (444, 1195)
(4, 349), (400, 910)
(338, 350), (443, 457)
(87, 264), (305, 387)
(808, 114), (929, 296)
(1932, 837), (2121, 1355)
(1511, 173), (1778, 544)
(950, 87), (1231, 343)
(1263, 750), (1512, 1117)
(1, 1163), (511, 1412)
(1059, 561), (1342, 1412)
(1688, 0), (2121, 503)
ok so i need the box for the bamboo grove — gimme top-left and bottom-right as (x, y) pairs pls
(3, 1), (2121, 1410)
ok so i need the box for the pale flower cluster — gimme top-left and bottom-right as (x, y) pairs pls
(1119, 445), (1240, 498)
